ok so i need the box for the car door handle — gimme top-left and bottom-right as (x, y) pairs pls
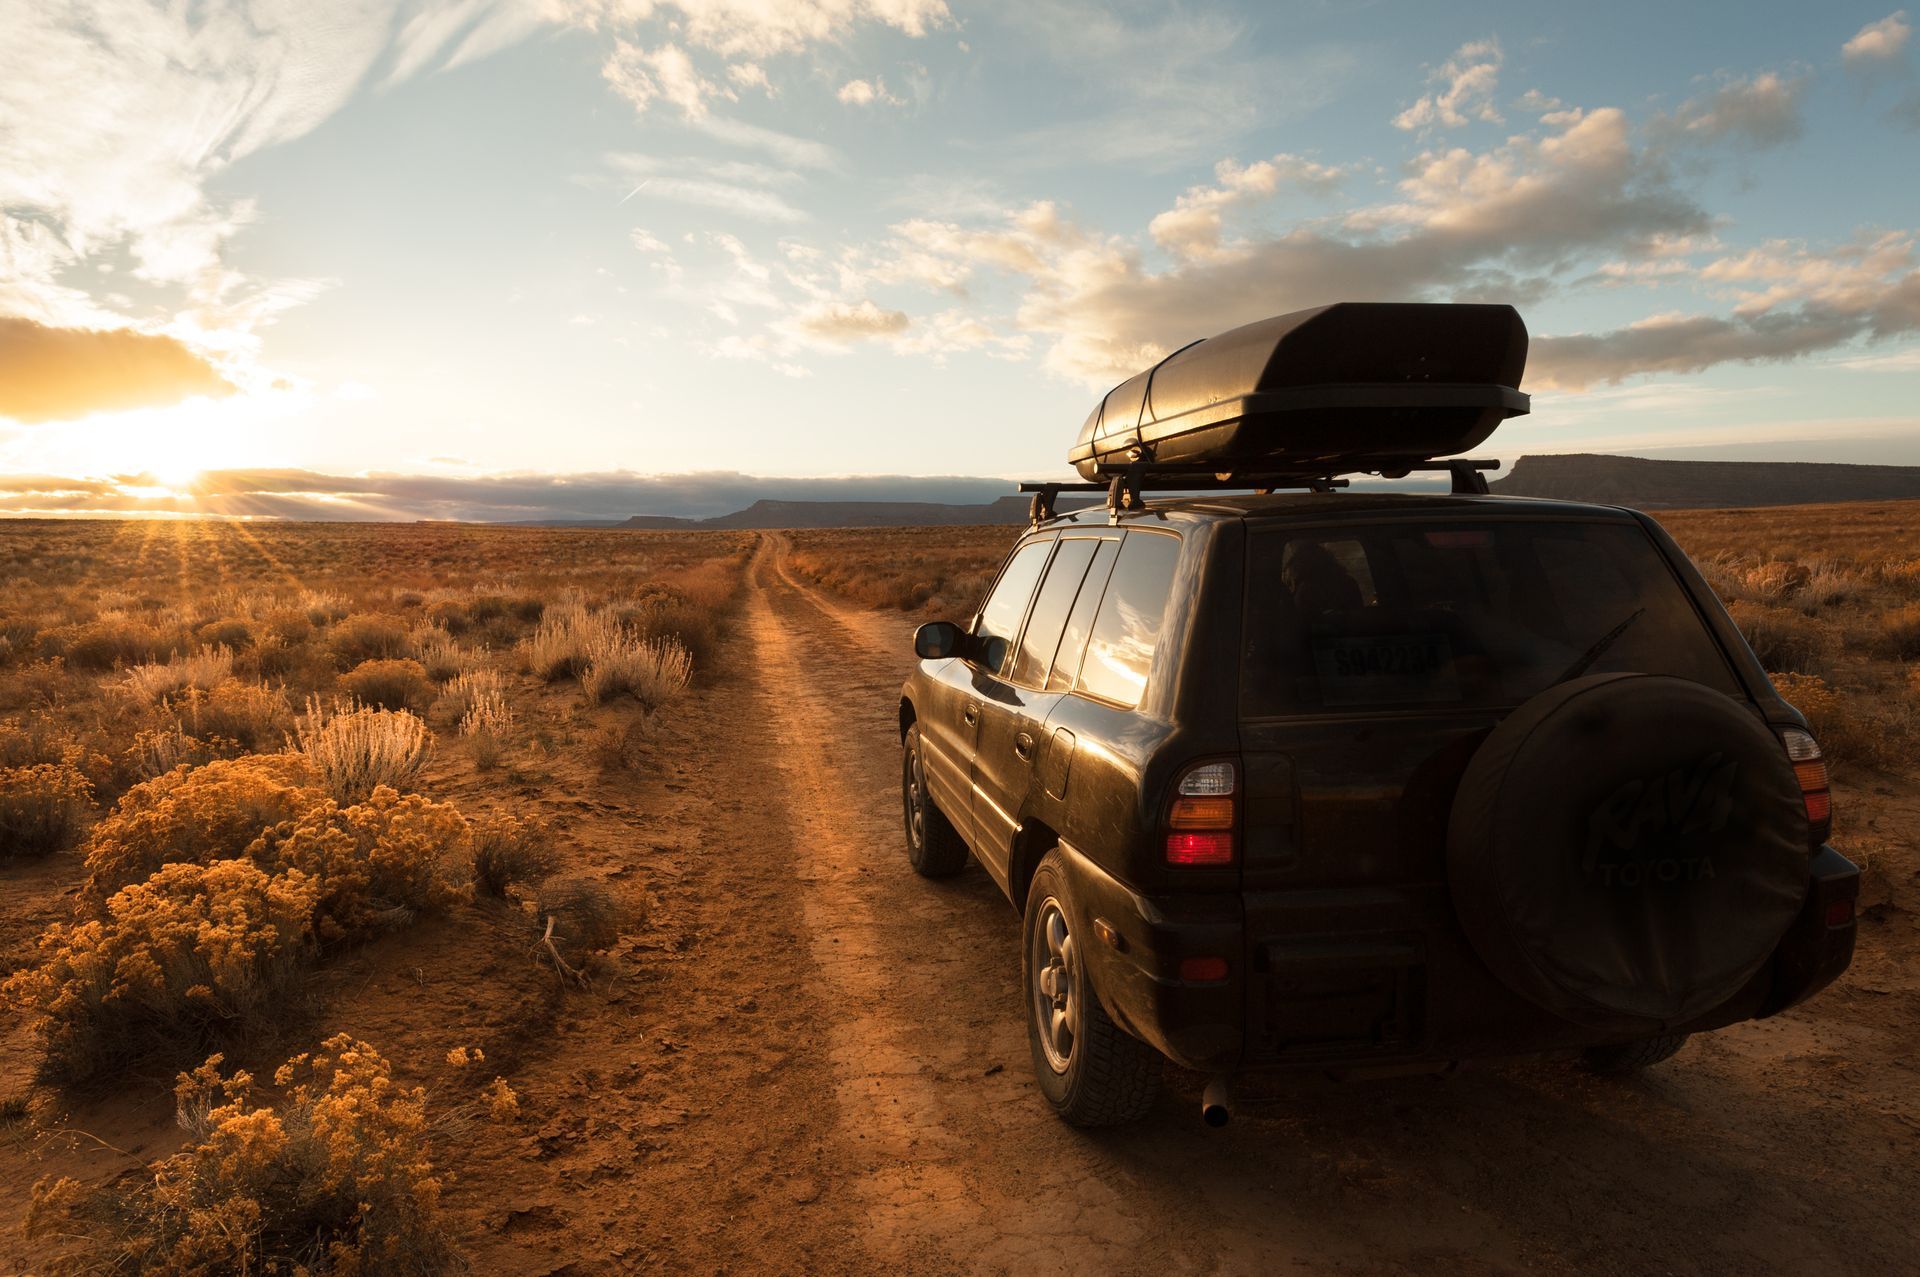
(1014, 731), (1034, 761)
(963, 703), (979, 726)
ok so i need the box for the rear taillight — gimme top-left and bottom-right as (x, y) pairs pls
(1165, 761), (1236, 867)
(1781, 728), (1832, 843)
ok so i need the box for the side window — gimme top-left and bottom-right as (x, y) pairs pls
(1076, 532), (1181, 708)
(972, 538), (1053, 675)
(1009, 538), (1100, 687)
(1047, 538), (1120, 692)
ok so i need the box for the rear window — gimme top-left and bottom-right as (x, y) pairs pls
(1242, 521), (1740, 717)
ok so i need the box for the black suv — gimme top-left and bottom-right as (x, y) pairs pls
(895, 305), (1859, 1127)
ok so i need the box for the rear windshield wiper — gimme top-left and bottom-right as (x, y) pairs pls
(1552, 607), (1646, 686)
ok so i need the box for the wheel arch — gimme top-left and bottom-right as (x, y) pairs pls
(1008, 819), (1059, 913)
(898, 696), (917, 740)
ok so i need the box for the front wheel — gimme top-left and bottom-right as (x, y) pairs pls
(1023, 852), (1159, 1126)
(902, 722), (969, 877)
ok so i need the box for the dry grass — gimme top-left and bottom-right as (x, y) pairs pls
(785, 525), (1009, 614)
(470, 812), (557, 897)
(123, 645), (235, 703)
(582, 632), (693, 708)
(294, 697), (432, 804)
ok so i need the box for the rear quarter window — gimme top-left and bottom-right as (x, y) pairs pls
(1242, 520), (1741, 717)
(1077, 531), (1181, 708)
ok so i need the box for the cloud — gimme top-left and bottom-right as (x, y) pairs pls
(606, 153), (810, 222)
(603, 41), (733, 118)
(1394, 38), (1503, 131)
(791, 299), (910, 344)
(0, 468), (1021, 521)
(1652, 71), (1806, 150)
(1844, 11), (1911, 66)
(1148, 155), (1347, 261)
(685, 115), (841, 170)
(837, 77), (905, 107)
(560, 0), (950, 59)
(0, 318), (234, 423)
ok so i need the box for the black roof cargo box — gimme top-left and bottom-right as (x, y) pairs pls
(1070, 302), (1529, 481)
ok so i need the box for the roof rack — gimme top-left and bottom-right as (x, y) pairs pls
(1018, 458), (1499, 524)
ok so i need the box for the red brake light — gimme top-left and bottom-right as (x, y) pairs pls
(1166, 832), (1234, 866)
(1179, 956), (1230, 982)
(1823, 898), (1854, 928)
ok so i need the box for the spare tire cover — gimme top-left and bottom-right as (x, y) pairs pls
(1447, 673), (1809, 1029)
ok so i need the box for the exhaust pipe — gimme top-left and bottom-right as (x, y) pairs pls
(1201, 1074), (1235, 1128)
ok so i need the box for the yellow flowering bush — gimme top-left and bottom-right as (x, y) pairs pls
(0, 761), (93, 859)
(253, 786), (468, 943)
(28, 1037), (454, 1275)
(81, 752), (322, 903)
(5, 860), (318, 1080)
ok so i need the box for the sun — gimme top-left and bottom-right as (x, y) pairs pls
(82, 397), (256, 495)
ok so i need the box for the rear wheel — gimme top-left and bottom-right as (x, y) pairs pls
(1023, 852), (1159, 1126)
(1583, 1033), (1690, 1075)
(902, 722), (968, 877)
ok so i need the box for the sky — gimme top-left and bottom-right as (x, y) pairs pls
(2, 0), (1918, 521)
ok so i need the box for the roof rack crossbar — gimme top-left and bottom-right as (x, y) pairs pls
(1017, 456), (1502, 523)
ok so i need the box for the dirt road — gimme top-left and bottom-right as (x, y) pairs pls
(644, 533), (1918, 1276)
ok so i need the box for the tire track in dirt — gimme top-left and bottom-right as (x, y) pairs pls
(742, 535), (1187, 1275)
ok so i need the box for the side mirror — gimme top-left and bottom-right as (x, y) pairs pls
(913, 621), (964, 660)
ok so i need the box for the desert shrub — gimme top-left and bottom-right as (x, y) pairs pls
(1727, 600), (1829, 675)
(413, 629), (471, 682)
(1792, 566), (1862, 613)
(177, 679), (292, 752)
(535, 877), (621, 976)
(525, 604), (617, 681)
(629, 598), (720, 672)
(194, 617), (255, 651)
(0, 763), (93, 859)
(4, 860), (319, 1081)
(251, 787), (467, 943)
(1741, 559), (1812, 603)
(294, 697), (432, 804)
(442, 667), (506, 718)
(340, 658), (435, 712)
(582, 632), (693, 708)
(125, 725), (226, 781)
(82, 753), (321, 902)
(54, 617), (176, 671)
(302, 590), (348, 627)
(457, 682), (514, 769)
(262, 607), (314, 645)
(470, 812), (557, 897)
(123, 645), (236, 703)
(26, 1037), (453, 1275)
(1872, 601), (1920, 660)
(327, 613), (410, 668)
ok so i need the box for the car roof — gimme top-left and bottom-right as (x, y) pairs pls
(1035, 490), (1639, 531)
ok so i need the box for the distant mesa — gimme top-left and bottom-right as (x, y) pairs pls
(525, 455), (1920, 530)
(1491, 454), (1920, 508)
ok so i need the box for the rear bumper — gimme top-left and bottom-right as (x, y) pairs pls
(1060, 842), (1860, 1074)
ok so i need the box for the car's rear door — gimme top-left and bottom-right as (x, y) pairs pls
(967, 532), (1113, 886)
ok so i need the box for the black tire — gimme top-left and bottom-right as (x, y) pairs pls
(902, 722), (969, 878)
(1448, 674), (1810, 1032)
(1023, 852), (1159, 1127)
(1583, 1033), (1690, 1075)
